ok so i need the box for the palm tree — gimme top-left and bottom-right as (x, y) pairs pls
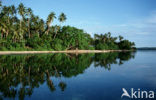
(30, 15), (41, 37)
(10, 5), (17, 24)
(0, 9), (6, 39)
(1, 6), (11, 38)
(18, 3), (25, 19)
(58, 13), (66, 23)
(8, 5), (17, 40)
(17, 3), (26, 40)
(12, 23), (20, 42)
(119, 35), (123, 42)
(0, 19), (7, 39)
(38, 19), (44, 37)
(53, 13), (67, 39)
(10, 5), (16, 16)
(45, 12), (56, 35)
(26, 8), (32, 38)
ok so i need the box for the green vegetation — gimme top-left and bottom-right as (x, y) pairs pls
(94, 33), (135, 50)
(0, 2), (135, 51)
(0, 52), (135, 99)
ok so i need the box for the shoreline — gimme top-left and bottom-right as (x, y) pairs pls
(0, 50), (133, 55)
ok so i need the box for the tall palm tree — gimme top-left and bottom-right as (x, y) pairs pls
(0, 12), (5, 39)
(18, 3), (25, 19)
(30, 15), (41, 37)
(0, 19), (7, 39)
(38, 19), (44, 37)
(17, 3), (26, 40)
(58, 13), (67, 23)
(53, 13), (67, 39)
(8, 5), (17, 39)
(12, 23), (20, 42)
(10, 5), (16, 16)
(26, 8), (32, 38)
(119, 35), (123, 42)
(45, 12), (56, 35)
(1, 6), (11, 38)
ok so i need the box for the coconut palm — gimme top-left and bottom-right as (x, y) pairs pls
(0, 19), (7, 39)
(0, 12), (5, 39)
(30, 15), (41, 37)
(53, 13), (67, 39)
(10, 5), (17, 25)
(17, 3), (26, 39)
(1, 6), (11, 38)
(45, 12), (56, 35)
(26, 8), (32, 38)
(58, 13), (67, 23)
(38, 19), (45, 37)
(18, 3), (25, 19)
(10, 5), (16, 16)
(119, 35), (123, 42)
(12, 23), (20, 42)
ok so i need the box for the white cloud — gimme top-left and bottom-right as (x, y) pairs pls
(67, 10), (156, 47)
(77, 10), (156, 36)
(146, 11), (156, 24)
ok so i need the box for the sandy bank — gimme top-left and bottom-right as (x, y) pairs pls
(0, 50), (132, 55)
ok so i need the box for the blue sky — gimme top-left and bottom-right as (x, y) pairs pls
(2, 0), (156, 47)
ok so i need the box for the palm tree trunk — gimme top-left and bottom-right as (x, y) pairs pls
(1, 31), (3, 39)
(53, 26), (59, 39)
(6, 30), (9, 38)
(7, 19), (9, 25)
(28, 19), (30, 38)
(47, 27), (49, 35)
(45, 25), (50, 35)
(20, 19), (22, 36)
(53, 31), (57, 39)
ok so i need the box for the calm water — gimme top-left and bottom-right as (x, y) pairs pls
(0, 51), (156, 100)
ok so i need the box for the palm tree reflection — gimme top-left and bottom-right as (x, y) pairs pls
(0, 52), (135, 99)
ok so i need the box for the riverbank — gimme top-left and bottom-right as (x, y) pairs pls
(0, 50), (133, 55)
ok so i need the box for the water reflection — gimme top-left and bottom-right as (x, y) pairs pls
(0, 52), (135, 100)
(94, 52), (135, 70)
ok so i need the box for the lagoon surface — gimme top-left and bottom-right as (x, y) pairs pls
(0, 51), (156, 100)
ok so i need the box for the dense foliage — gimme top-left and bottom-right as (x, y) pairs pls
(0, 2), (135, 51)
(94, 33), (135, 50)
